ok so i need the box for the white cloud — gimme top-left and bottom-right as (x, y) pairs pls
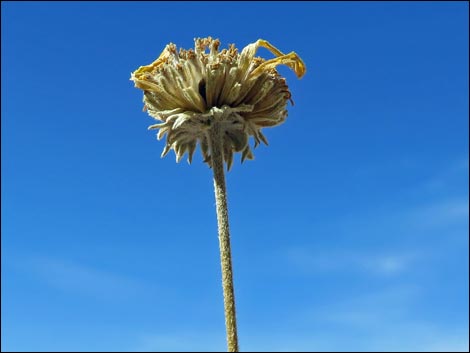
(371, 255), (409, 274)
(349, 157), (469, 234)
(11, 255), (155, 301)
(133, 325), (469, 352)
(263, 285), (469, 352)
(286, 248), (416, 277)
(422, 157), (469, 193)
(407, 198), (469, 230)
(134, 332), (226, 352)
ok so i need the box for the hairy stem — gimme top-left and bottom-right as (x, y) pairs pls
(208, 122), (239, 352)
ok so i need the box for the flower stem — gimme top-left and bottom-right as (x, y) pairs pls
(208, 122), (239, 352)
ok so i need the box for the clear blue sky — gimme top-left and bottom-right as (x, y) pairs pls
(2, 1), (468, 352)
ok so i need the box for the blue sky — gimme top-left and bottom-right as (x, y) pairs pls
(1, 1), (468, 352)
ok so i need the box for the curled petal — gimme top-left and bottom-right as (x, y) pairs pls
(131, 45), (172, 81)
(247, 39), (306, 79)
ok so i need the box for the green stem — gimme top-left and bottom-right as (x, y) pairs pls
(208, 122), (239, 352)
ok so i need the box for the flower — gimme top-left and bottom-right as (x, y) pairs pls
(130, 37), (306, 170)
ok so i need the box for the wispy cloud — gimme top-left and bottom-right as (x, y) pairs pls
(422, 157), (469, 193)
(406, 198), (469, 230)
(11, 255), (156, 301)
(269, 285), (469, 352)
(132, 284), (468, 351)
(134, 331), (226, 352)
(286, 248), (415, 277)
(133, 323), (469, 352)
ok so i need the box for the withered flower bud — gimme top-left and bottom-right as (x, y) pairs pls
(130, 37), (305, 170)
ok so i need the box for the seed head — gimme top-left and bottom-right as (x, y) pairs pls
(130, 37), (306, 170)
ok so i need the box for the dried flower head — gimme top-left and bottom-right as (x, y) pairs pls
(130, 37), (306, 170)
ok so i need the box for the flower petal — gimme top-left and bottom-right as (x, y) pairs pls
(241, 39), (306, 79)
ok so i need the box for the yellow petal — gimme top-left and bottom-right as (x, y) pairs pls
(131, 45), (171, 81)
(244, 39), (306, 79)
